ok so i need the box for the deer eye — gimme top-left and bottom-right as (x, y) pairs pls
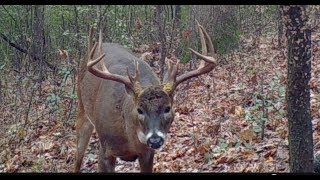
(164, 106), (171, 113)
(137, 108), (144, 115)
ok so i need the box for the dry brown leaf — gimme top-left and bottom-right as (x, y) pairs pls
(175, 106), (190, 115)
(216, 156), (228, 164)
(243, 150), (253, 158)
(134, 17), (143, 30)
(240, 129), (256, 141)
(264, 149), (277, 158)
(39, 135), (47, 140)
(196, 144), (210, 155)
(251, 74), (258, 85)
(241, 120), (249, 127)
(257, 162), (264, 172)
(172, 149), (187, 160)
(309, 78), (318, 90)
(17, 128), (26, 139)
(58, 49), (68, 60)
(171, 161), (182, 172)
(262, 143), (276, 150)
(276, 127), (287, 139)
(234, 106), (244, 117)
(141, 52), (152, 62)
(182, 29), (192, 39)
(265, 156), (273, 163)
(206, 124), (220, 137)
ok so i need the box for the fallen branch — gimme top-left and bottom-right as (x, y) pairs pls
(0, 32), (57, 71)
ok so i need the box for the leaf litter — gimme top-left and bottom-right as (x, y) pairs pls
(1, 32), (320, 173)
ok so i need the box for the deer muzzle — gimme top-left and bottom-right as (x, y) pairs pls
(146, 131), (166, 149)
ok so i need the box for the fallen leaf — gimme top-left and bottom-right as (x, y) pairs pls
(264, 149), (277, 158)
(58, 49), (68, 60)
(240, 129), (256, 142)
(206, 124), (220, 137)
(265, 156), (273, 163)
(234, 106), (244, 117)
(243, 150), (253, 158)
(217, 156), (228, 164)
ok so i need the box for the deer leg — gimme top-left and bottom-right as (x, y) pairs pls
(98, 140), (116, 172)
(138, 149), (155, 172)
(74, 111), (94, 172)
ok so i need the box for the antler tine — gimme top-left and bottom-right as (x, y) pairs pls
(166, 59), (179, 83)
(87, 43), (132, 89)
(127, 60), (140, 84)
(98, 29), (103, 54)
(200, 25), (216, 60)
(192, 20), (207, 69)
(88, 26), (94, 54)
(172, 22), (217, 88)
(196, 20), (207, 56)
(162, 58), (179, 94)
(87, 43), (106, 68)
(87, 30), (141, 95)
(189, 24), (216, 64)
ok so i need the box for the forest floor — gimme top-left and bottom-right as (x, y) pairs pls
(1, 33), (320, 173)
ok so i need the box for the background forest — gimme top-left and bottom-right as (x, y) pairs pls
(0, 5), (320, 172)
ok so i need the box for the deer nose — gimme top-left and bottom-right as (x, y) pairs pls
(147, 135), (164, 149)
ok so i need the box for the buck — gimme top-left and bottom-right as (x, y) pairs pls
(74, 22), (217, 172)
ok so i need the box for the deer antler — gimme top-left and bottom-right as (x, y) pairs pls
(86, 28), (141, 95)
(163, 21), (217, 93)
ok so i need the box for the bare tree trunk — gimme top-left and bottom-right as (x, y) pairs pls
(73, 5), (81, 69)
(23, 5), (31, 72)
(257, 5), (262, 37)
(174, 5), (181, 28)
(282, 5), (314, 173)
(11, 6), (23, 71)
(61, 12), (65, 47)
(0, 80), (2, 103)
(95, 5), (102, 43)
(113, 5), (117, 41)
(167, 5), (181, 55)
(188, 5), (196, 70)
(278, 5), (284, 48)
(128, 5), (132, 36)
(155, 5), (167, 82)
(31, 5), (46, 83)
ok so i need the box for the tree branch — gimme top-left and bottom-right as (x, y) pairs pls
(0, 32), (57, 71)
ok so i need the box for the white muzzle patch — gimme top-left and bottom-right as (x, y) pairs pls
(137, 130), (147, 144)
(155, 130), (166, 140)
(138, 130), (167, 146)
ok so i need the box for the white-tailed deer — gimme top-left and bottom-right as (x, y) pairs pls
(74, 22), (217, 172)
